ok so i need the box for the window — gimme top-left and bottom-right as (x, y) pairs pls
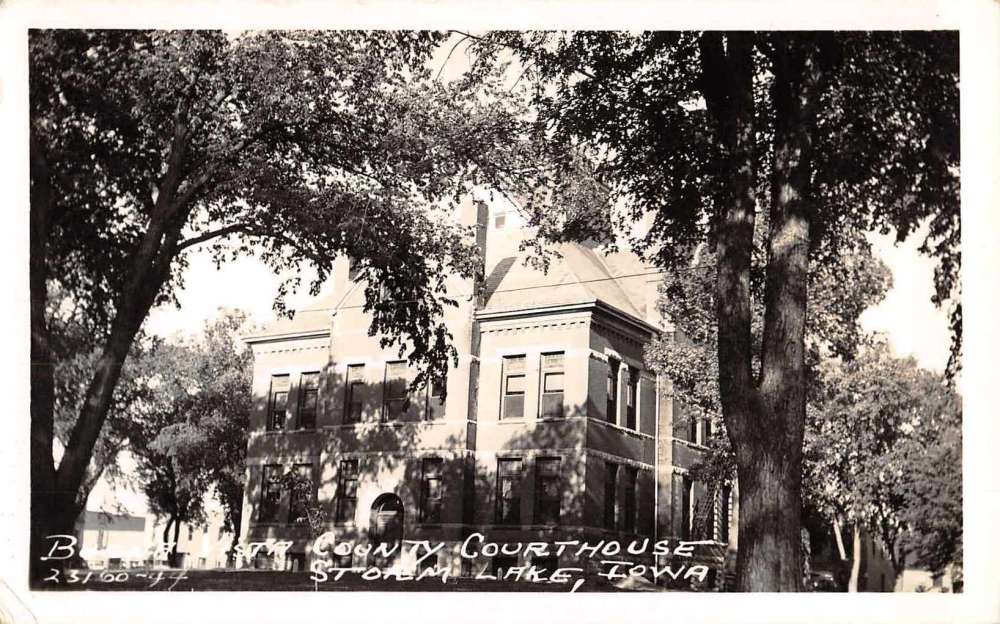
(534, 457), (561, 525)
(259, 464), (283, 523)
(467, 360), (479, 422)
(335, 459), (359, 523)
(97, 528), (108, 549)
(420, 458), (443, 524)
(383, 361), (409, 421)
(187, 525), (194, 541)
(689, 417), (711, 445)
(288, 463), (313, 525)
(623, 466), (638, 532)
(720, 485), (732, 544)
(426, 376), (446, 421)
(253, 550), (274, 570)
(344, 364), (365, 424)
(705, 489), (717, 541)
(625, 367), (638, 430)
(606, 359), (619, 424)
(604, 462), (618, 530)
(297, 372), (320, 429)
(495, 458), (522, 525)
(540, 352), (565, 418)
(501, 356), (526, 420)
(494, 213), (506, 229)
(285, 552), (306, 572)
(681, 476), (694, 540)
(267, 375), (290, 431)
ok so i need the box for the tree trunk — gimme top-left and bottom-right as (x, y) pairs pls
(29, 120), (194, 582)
(698, 32), (830, 592)
(849, 524), (862, 592)
(833, 519), (848, 561)
(29, 131), (67, 585)
(731, 424), (806, 591)
(227, 506), (243, 567)
(699, 31), (803, 592)
(162, 516), (174, 550)
(170, 516), (182, 568)
(749, 33), (828, 592)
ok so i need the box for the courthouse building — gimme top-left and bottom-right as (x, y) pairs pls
(237, 199), (735, 579)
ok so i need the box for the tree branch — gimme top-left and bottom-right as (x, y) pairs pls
(177, 222), (254, 251)
(435, 34), (471, 81)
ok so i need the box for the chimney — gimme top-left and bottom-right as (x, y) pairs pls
(456, 196), (489, 262)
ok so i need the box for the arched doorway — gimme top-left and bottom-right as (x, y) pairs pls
(369, 493), (404, 569)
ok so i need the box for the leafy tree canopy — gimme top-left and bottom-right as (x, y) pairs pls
(124, 310), (254, 551)
(30, 31), (533, 571)
(31, 29), (530, 386)
(806, 342), (962, 574)
(462, 30), (960, 374)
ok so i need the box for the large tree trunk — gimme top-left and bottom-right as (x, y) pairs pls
(29, 120), (194, 584)
(699, 31), (800, 592)
(30, 270), (170, 584)
(28, 131), (71, 584)
(699, 32), (828, 591)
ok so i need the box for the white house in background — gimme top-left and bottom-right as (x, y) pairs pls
(74, 510), (148, 569)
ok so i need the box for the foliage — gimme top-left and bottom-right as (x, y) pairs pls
(280, 470), (329, 541)
(30, 29), (514, 389)
(644, 231), (893, 486)
(462, 30), (958, 591)
(896, 411), (962, 574)
(462, 30), (959, 368)
(124, 310), (253, 554)
(29, 30), (534, 567)
(804, 342), (962, 570)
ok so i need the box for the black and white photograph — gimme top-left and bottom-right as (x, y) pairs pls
(1, 1), (998, 623)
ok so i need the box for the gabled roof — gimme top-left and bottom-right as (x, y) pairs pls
(481, 241), (649, 322)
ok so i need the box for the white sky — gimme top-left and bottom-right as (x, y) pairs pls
(859, 231), (953, 375)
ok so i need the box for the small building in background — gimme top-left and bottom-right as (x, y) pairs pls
(74, 510), (148, 569)
(894, 543), (962, 592)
